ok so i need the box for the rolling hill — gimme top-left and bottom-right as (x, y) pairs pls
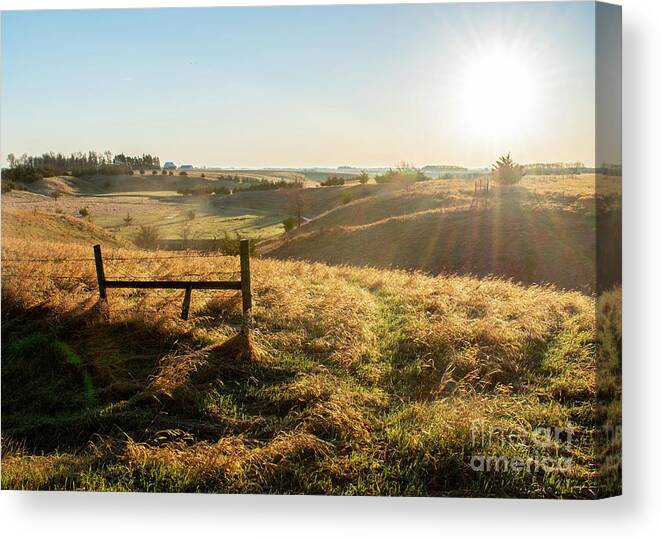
(1, 206), (127, 246)
(0, 207), (619, 497)
(261, 182), (603, 292)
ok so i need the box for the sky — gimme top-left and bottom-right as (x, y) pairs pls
(1, 2), (598, 168)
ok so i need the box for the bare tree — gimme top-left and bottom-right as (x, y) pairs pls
(286, 189), (308, 227)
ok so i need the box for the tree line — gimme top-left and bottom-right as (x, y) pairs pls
(241, 178), (303, 191)
(2, 151), (161, 183)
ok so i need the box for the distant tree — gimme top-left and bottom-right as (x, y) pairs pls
(134, 225), (160, 249)
(123, 213), (133, 226)
(1, 165), (44, 183)
(286, 190), (307, 227)
(49, 191), (61, 201)
(1, 150), (161, 177)
(358, 170), (369, 184)
(186, 209), (196, 221)
(78, 207), (90, 218)
(181, 225), (194, 248)
(491, 153), (525, 186)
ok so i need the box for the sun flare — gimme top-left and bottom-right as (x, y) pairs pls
(455, 46), (541, 140)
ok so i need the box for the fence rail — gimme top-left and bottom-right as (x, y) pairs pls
(92, 241), (252, 330)
(2, 245), (253, 331)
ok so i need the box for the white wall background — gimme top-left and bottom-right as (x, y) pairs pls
(1, 0), (658, 537)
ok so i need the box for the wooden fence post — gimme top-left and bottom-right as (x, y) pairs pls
(240, 239), (252, 335)
(181, 286), (192, 320)
(93, 244), (107, 300)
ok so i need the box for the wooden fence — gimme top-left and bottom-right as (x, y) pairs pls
(93, 239), (252, 332)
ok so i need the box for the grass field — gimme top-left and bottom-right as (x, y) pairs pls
(0, 207), (620, 497)
(2, 173), (294, 241)
(0, 172), (621, 496)
(1, 172), (404, 244)
(262, 174), (621, 293)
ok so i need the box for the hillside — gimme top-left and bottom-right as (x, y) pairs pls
(1, 206), (127, 246)
(210, 182), (393, 218)
(1, 208), (619, 497)
(261, 180), (607, 292)
(12, 173), (240, 197)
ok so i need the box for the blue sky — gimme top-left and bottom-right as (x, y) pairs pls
(1, 2), (597, 168)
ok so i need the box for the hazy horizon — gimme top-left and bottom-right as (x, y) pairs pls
(2, 3), (600, 168)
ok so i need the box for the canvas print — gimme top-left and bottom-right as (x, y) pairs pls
(0, 1), (621, 498)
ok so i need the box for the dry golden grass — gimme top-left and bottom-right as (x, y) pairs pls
(261, 174), (623, 295)
(1, 208), (618, 497)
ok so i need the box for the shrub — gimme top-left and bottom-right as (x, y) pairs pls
(283, 216), (296, 232)
(201, 173), (205, 178)
(128, 170), (135, 176)
(78, 207), (90, 218)
(1, 181), (16, 193)
(139, 169), (145, 175)
(152, 170), (158, 175)
(374, 168), (424, 184)
(168, 171), (174, 176)
(374, 170), (393, 184)
(123, 213), (133, 226)
(217, 232), (256, 256)
(186, 209), (196, 221)
(179, 171), (188, 176)
(320, 175), (345, 186)
(341, 192), (353, 205)
(161, 169), (167, 175)
(176, 185), (229, 196)
(134, 225), (160, 249)
(49, 191), (61, 200)
(358, 171), (369, 184)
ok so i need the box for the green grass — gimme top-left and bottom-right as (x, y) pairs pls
(1, 261), (618, 496)
(94, 204), (286, 241)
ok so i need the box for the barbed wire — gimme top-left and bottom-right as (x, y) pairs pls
(1, 257), (96, 262)
(1, 253), (240, 263)
(1, 272), (240, 280)
(1, 273), (92, 280)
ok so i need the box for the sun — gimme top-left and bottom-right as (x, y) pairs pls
(454, 45), (541, 141)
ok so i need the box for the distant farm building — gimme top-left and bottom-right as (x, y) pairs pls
(179, 164), (194, 170)
(163, 162), (177, 170)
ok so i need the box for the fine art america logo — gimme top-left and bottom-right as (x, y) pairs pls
(469, 423), (575, 474)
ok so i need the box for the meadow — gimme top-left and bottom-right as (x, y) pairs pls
(2, 172), (300, 242)
(0, 171), (621, 497)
